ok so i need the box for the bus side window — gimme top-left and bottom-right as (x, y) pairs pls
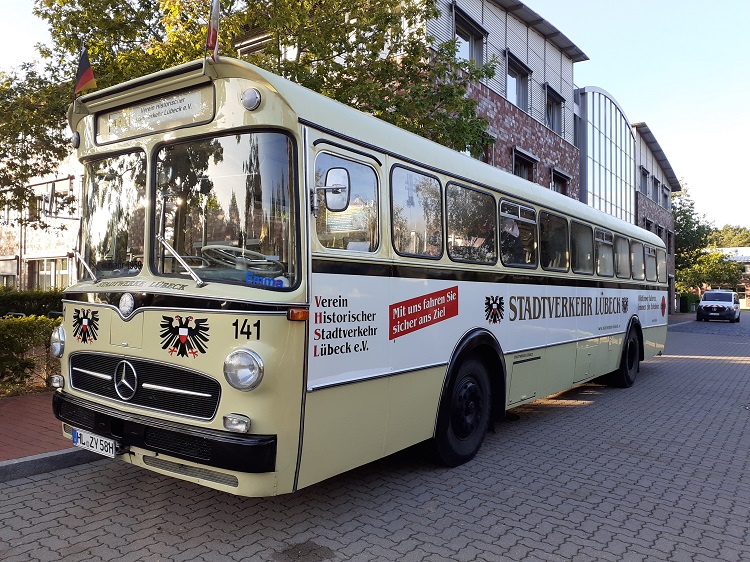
(614, 235), (630, 278)
(499, 200), (537, 267)
(314, 152), (379, 252)
(539, 212), (568, 271)
(571, 221), (594, 275)
(645, 246), (658, 282)
(595, 229), (614, 277)
(657, 248), (667, 282)
(446, 183), (496, 264)
(631, 241), (645, 280)
(390, 166), (443, 258)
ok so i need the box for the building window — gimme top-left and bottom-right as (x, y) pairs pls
(455, 16), (484, 64)
(545, 85), (564, 135)
(551, 168), (571, 195)
(640, 168), (649, 195)
(667, 231), (673, 255)
(236, 27), (272, 57)
(506, 51), (530, 111)
(513, 147), (538, 182)
(644, 218), (653, 231)
(652, 178), (660, 201)
(661, 187), (670, 209)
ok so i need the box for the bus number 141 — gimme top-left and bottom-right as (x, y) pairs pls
(232, 319), (261, 340)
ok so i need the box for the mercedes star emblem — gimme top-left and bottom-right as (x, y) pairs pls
(114, 360), (138, 401)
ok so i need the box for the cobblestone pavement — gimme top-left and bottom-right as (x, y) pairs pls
(2, 327), (750, 562)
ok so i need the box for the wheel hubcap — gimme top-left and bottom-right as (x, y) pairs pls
(452, 378), (483, 439)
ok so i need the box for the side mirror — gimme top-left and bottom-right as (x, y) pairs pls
(323, 168), (350, 212)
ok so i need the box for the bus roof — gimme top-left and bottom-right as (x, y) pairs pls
(72, 57), (664, 248)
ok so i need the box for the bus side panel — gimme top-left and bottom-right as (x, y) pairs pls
(383, 366), (445, 456)
(297, 367), (445, 490)
(297, 380), (389, 490)
(642, 324), (667, 360)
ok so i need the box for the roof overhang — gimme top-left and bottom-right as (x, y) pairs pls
(632, 122), (681, 192)
(491, 0), (589, 63)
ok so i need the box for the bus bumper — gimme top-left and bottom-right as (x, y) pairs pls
(53, 392), (277, 474)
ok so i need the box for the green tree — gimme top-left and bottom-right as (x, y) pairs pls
(0, 63), (72, 225)
(242, 0), (496, 156)
(672, 188), (713, 273)
(708, 224), (750, 248)
(5, 0), (495, 217)
(676, 250), (743, 293)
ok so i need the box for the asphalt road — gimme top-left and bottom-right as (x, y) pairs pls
(2, 321), (749, 562)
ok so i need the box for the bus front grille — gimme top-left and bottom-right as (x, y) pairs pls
(69, 353), (221, 420)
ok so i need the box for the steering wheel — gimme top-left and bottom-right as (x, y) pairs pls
(201, 245), (285, 276)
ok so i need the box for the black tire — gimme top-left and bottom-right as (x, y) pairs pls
(433, 357), (491, 467)
(609, 329), (640, 388)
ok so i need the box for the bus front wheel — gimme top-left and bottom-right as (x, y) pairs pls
(433, 357), (491, 467)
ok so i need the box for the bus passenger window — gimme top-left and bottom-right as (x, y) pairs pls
(571, 222), (593, 275)
(446, 183), (496, 264)
(614, 236), (630, 278)
(657, 249), (667, 282)
(499, 200), (537, 267)
(391, 166), (442, 258)
(595, 229), (614, 277)
(631, 241), (645, 280)
(539, 212), (568, 271)
(645, 246), (658, 281)
(314, 153), (379, 252)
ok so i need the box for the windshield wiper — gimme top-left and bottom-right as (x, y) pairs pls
(156, 234), (207, 288)
(72, 250), (99, 284)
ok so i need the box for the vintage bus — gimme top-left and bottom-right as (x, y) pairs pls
(51, 57), (668, 496)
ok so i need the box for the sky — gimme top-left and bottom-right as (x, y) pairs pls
(3, 0), (749, 228)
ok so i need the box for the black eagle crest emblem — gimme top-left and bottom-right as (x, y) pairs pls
(485, 296), (505, 324)
(159, 315), (210, 358)
(622, 297), (629, 314)
(72, 309), (99, 343)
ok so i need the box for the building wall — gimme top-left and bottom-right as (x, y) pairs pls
(468, 80), (580, 198)
(430, 0), (581, 194)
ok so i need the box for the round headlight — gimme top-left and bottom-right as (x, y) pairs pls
(50, 326), (66, 358)
(224, 349), (264, 391)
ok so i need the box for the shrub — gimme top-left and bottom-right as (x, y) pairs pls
(0, 315), (61, 388)
(0, 287), (64, 317)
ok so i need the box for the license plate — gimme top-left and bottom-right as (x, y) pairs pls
(71, 428), (117, 458)
(709, 313), (719, 316)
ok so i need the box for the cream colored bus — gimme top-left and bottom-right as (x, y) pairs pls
(51, 57), (668, 496)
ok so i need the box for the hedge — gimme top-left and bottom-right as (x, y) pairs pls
(0, 287), (64, 317)
(0, 315), (61, 388)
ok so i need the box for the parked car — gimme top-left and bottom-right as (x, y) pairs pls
(696, 290), (741, 323)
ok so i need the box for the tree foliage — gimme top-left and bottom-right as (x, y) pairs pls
(242, 0), (496, 155)
(672, 188), (713, 273)
(708, 224), (750, 248)
(0, 63), (71, 223)
(675, 250), (743, 294)
(1, 0), (497, 216)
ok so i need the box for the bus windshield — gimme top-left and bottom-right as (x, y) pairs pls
(154, 132), (297, 289)
(82, 152), (147, 279)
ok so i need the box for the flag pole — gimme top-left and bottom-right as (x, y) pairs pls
(203, 0), (220, 76)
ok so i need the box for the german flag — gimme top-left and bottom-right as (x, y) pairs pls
(74, 47), (96, 96)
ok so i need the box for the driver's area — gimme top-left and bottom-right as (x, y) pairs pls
(153, 132), (297, 289)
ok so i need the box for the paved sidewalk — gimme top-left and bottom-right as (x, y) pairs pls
(0, 391), (71, 462)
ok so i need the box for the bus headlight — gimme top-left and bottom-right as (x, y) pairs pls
(224, 349), (264, 391)
(50, 326), (66, 358)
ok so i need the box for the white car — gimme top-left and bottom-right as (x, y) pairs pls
(696, 290), (741, 323)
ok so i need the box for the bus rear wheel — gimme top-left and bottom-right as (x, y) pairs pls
(607, 329), (640, 388)
(433, 357), (491, 467)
